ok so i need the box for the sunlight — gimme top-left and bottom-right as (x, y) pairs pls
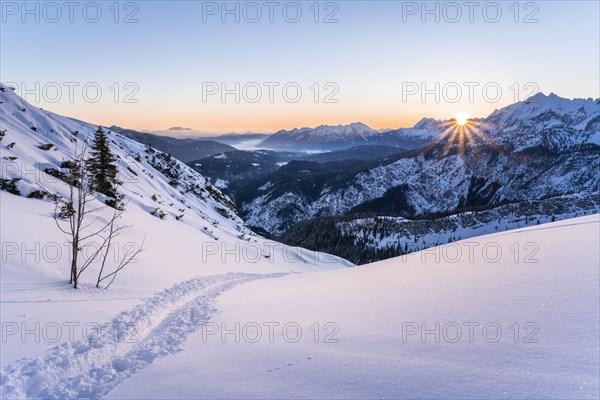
(455, 113), (469, 126)
(433, 114), (494, 157)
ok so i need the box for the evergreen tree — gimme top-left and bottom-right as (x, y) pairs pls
(86, 127), (119, 199)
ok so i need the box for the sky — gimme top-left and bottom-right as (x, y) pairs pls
(1, 0), (599, 134)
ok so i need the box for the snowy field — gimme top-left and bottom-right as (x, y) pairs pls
(108, 215), (600, 399)
(0, 189), (349, 399)
(2, 212), (598, 399)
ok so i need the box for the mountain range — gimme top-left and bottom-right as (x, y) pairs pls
(237, 93), (599, 235)
(2, 83), (598, 264)
(259, 121), (441, 150)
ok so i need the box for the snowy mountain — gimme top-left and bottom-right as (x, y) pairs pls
(372, 120), (446, 149)
(0, 82), (352, 287)
(260, 122), (377, 150)
(0, 83), (242, 230)
(481, 92), (600, 152)
(190, 145), (409, 199)
(260, 121), (440, 150)
(280, 193), (598, 264)
(241, 93), (600, 234)
(0, 83), (355, 398)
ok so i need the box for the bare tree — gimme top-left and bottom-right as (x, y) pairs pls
(54, 145), (142, 289)
(54, 145), (104, 288)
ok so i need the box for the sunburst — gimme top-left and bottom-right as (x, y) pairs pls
(433, 114), (493, 157)
(455, 113), (468, 126)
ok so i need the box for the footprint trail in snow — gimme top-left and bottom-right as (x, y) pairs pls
(0, 272), (286, 399)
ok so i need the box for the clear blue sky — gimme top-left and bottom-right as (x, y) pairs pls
(1, 1), (598, 133)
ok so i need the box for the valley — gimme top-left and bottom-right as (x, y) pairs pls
(1, 84), (598, 399)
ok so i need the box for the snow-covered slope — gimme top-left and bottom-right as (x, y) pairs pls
(103, 215), (598, 399)
(0, 83), (352, 397)
(482, 93), (600, 152)
(0, 82), (346, 267)
(4, 199), (598, 398)
(0, 83), (243, 230)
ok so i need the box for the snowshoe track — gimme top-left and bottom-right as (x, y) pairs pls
(0, 272), (286, 399)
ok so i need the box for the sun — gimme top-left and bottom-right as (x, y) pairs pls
(433, 112), (494, 157)
(455, 114), (468, 126)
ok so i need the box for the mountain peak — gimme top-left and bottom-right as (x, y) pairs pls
(523, 92), (571, 106)
(312, 121), (372, 130)
(348, 121), (370, 128)
(412, 117), (442, 130)
(528, 92), (548, 100)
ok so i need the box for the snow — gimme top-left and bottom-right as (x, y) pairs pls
(0, 83), (352, 396)
(5, 200), (598, 398)
(338, 194), (598, 255)
(106, 215), (600, 399)
(483, 93), (600, 152)
(213, 178), (228, 189)
(1, 83), (599, 398)
(0, 189), (349, 367)
(0, 85), (244, 234)
(1, 272), (287, 399)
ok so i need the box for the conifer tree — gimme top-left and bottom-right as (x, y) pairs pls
(86, 127), (119, 200)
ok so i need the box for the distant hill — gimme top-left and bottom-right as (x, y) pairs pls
(109, 126), (237, 162)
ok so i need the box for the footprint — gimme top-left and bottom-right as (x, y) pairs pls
(271, 360), (298, 371)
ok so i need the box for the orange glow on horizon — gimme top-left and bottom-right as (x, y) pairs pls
(23, 95), (508, 136)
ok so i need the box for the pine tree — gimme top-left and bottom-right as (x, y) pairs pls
(86, 127), (119, 200)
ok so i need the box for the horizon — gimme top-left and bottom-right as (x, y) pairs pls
(2, 1), (599, 133)
(3, 82), (596, 137)
(134, 91), (600, 136)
